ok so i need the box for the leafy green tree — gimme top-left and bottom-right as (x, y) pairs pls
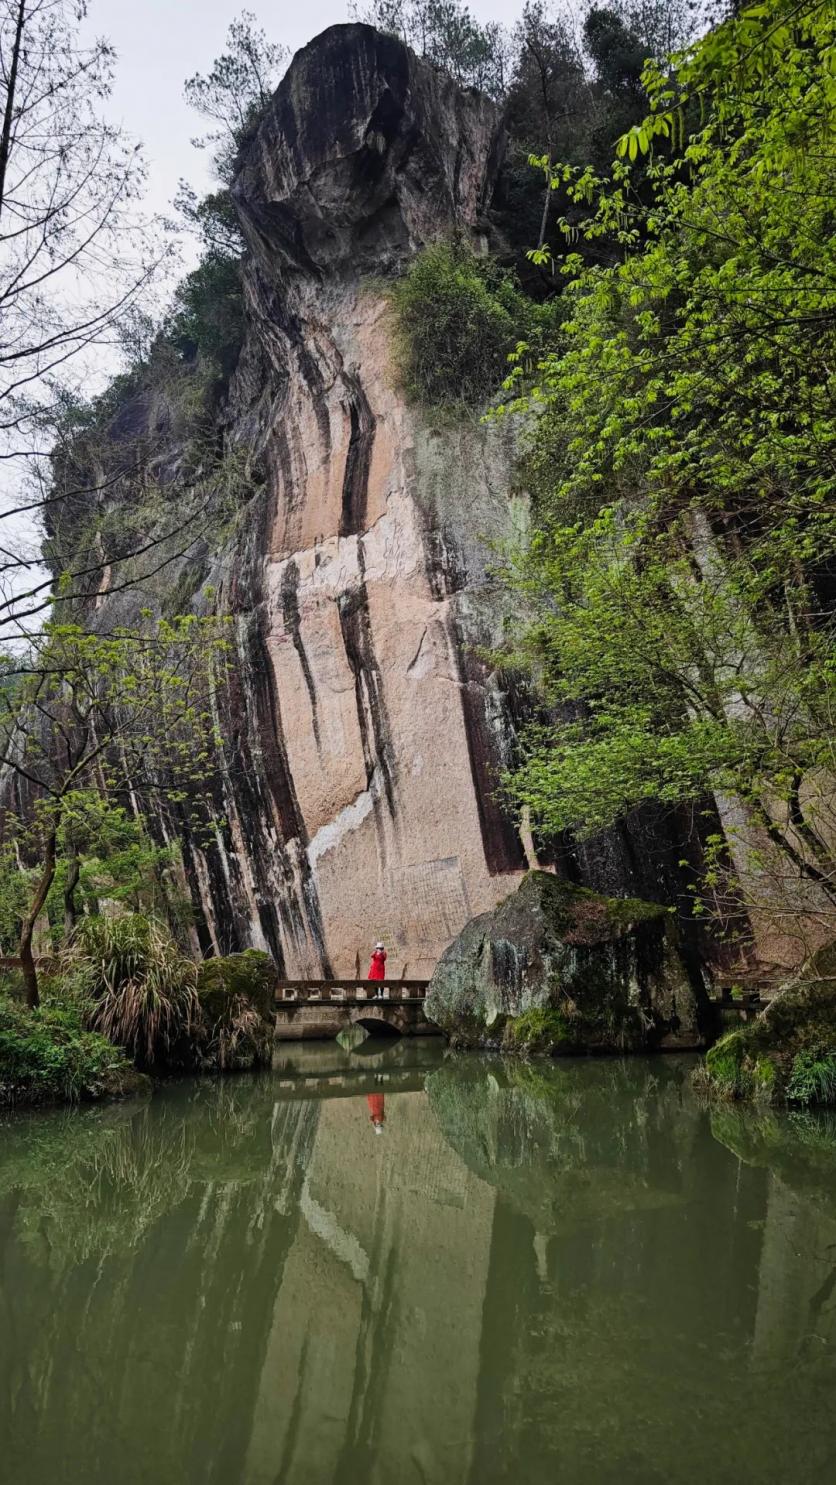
(0, 615), (230, 1005)
(390, 239), (552, 411)
(497, 0), (836, 945)
(170, 13), (286, 379)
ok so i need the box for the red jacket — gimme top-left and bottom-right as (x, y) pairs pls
(368, 949), (386, 981)
(367, 1092), (385, 1124)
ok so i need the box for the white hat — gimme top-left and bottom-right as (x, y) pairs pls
(375, 940), (384, 949)
(374, 1123), (384, 1134)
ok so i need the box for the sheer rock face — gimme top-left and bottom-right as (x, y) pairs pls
(34, 24), (711, 981)
(180, 24), (530, 977)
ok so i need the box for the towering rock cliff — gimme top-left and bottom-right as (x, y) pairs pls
(42, 24), (712, 978)
(190, 23), (526, 976)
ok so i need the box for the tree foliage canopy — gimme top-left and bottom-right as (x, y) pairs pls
(497, 0), (836, 938)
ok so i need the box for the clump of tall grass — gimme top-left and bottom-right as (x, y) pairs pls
(787, 1050), (836, 1107)
(205, 993), (269, 1072)
(61, 914), (199, 1069)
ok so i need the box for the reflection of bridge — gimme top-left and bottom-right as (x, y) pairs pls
(274, 979), (438, 1040)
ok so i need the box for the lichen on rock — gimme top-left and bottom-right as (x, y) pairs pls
(425, 870), (710, 1054)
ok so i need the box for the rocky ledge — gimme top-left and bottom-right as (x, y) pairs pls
(425, 871), (711, 1054)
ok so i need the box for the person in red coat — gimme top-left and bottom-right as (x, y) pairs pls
(367, 1091), (385, 1133)
(368, 940), (386, 998)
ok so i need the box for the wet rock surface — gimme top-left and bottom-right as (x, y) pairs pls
(425, 871), (711, 1052)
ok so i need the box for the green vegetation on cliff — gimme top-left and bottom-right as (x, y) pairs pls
(488, 0), (836, 955)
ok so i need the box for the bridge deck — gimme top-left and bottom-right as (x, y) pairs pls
(275, 979), (429, 1003)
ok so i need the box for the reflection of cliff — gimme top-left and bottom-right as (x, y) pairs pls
(710, 1104), (836, 1371)
(3, 1059), (836, 1483)
(245, 1091), (496, 1485)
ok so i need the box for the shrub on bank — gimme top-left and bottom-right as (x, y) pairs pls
(2, 921), (276, 1106)
(694, 948), (836, 1107)
(195, 951), (275, 1071)
(61, 914), (200, 1071)
(0, 995), (148, 1107)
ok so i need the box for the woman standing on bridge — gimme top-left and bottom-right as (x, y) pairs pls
(368, 941), (386, 999)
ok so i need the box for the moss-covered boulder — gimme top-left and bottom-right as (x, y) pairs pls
(192, 951), (276, 1072)
(196, 951), (276, 1020)
(425, 871), (710, 1054)
(0, 996), (150, 1108)
(695, 943), (836, 1106)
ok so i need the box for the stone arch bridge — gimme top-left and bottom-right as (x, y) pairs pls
(274, 980), (438, 1041)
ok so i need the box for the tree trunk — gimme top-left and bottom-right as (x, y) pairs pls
(63, 843), (80, 937)
(19, 829), (57, 1010)
(538, 155), (552, 251)
(0, 0), (27, 221)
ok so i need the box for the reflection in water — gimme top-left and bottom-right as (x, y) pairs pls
(1, 1046), (836, 1484)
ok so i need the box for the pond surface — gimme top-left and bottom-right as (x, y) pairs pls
(2, 1040), (836, 1484)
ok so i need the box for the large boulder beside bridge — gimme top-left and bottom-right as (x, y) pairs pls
(425, 872), (711, 1054)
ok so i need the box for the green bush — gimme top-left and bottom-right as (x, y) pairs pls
(390, 240), (541, 413)
(702, 1031), (752, 1099)
(61, 914), (199, 1071)
(696, 971), (836, 1107)
(0, 994), (146, 1107)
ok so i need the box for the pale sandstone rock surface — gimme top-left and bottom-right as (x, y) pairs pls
(188, 24), (530, 976)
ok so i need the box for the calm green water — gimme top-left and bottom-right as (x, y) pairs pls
(2, 1041), (836, 1485)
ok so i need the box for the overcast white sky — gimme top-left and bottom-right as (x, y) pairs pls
(84, 1), (521, 226)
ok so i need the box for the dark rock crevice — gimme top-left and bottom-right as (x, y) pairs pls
(280, 560), (321, 749)
(337, 580), (397, 817)
(338, 372), (376, 538)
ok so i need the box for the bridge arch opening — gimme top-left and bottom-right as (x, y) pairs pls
(352, 1017), (401, 1039)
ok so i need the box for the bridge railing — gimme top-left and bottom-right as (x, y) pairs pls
(275, 979), (429, 1003)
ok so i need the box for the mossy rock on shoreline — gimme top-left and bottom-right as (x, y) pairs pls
(191, 950), (277, 1072)
(694, 943), (836, 1106)
(196, 950), (276, 1022)
(0, 996), (150, 1109)
(425, 871), (710, 1055)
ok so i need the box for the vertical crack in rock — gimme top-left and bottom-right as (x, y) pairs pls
(337, 580), (397, 817)
(280, 559), (321, 749)
(339, 373), (376, 538)
(451, 633), (528, 876)
(245, 610), (335, 975)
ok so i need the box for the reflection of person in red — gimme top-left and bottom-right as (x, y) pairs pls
(368, 940), (386, 999)
(367, 1092), (385, 1134)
